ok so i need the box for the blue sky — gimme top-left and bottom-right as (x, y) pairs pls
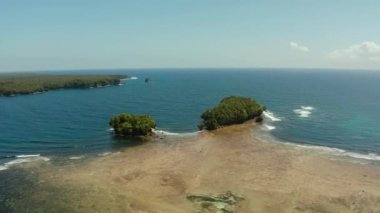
(1, 0), (380, 72)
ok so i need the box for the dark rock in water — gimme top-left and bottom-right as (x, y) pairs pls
(255, 116), (264, 123)
(187, 191), (244, 212)
(144, 78), (151, 83)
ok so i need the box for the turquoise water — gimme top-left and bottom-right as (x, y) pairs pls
(1, 68), (380, 163)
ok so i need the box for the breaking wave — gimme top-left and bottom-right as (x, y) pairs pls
(0, 154), (50, 171)
(69, 155), (85, 160)
(263, 111), (282, 122)
(263, 124), (276, 131)
(289, 143), (380, 161)
(98, 152), (112, 157)
(261, 110), (281, 131)
(254, 128), (380, 162)
(121, 77), (138, 81)
(153, 129), (201, 137)
(294, 106), (314, 118)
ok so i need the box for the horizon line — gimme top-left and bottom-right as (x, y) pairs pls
(1, 66), (380, 73)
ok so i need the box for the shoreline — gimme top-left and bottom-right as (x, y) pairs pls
(1, 121), (379, 172)
(1, 122), (379, 212)
(253, 126), (380, 164)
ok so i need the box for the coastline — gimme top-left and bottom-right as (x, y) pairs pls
(2, 122), (380, 212)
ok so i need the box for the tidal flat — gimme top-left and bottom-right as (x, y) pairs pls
(1, 122), (380, 212)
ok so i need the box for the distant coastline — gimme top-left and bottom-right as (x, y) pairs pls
(0, 74), (128, 97)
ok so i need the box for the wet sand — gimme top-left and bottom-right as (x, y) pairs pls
(10, 122), (380, 212)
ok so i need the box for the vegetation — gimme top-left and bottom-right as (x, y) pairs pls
(0, 74), (127, 96)
(198, 96), (265, 130)
(109, 113), (156, 137)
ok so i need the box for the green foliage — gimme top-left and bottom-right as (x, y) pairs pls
(109, 113), (156, 137)
(199, 96), (264, 130)
(0, 74), (127, 96)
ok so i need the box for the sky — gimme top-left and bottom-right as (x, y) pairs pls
(1, 0), (380, 72)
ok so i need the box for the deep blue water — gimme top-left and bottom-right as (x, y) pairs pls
(1, 69), (380, 160)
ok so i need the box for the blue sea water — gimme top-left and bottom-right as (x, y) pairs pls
(1, 68), (380, 162)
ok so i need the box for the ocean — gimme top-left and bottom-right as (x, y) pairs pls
(1, 68), (380, 167)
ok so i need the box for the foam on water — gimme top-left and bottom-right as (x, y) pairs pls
(153, 129), (200, 137)
(121, 77), (138, 81)
(32, 91), (44, 95)
(98, 152), (112, 157)
(0, 155), (50, 171)
(5, 158), (35, 166)
(16, 154), (41, 158)
(294, 106), (314, 118)
(293, 109), (311, 117)
(263, 111), (282, 122)
(69, 155), (85, 160)
(289, 143), (380, 161)
(254, 128), (380, 162)
(301, 106), (314, 111)
(108, 128), (199, 137)
(263, 124), (276, 131)
(341, 152), (380, 161)
(153, 129), (180, 136)
(261, 110), (281, 131)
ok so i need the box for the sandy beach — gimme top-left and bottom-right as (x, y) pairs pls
(8, 122), (380, 212)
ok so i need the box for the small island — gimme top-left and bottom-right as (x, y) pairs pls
(109, 113), (156, 137)
(0, 74), (128, 96)
(198, 96), (265, 130)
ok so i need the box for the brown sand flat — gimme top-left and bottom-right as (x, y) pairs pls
(41, 122), (380, 212)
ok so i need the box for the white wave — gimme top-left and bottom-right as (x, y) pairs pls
(284, 142), (380, 161)
(107, 128), (114, 132)
(118, 83), (124, 86)
(341, 152), (380, 161)
(263, 124), (276, 131)
(263, 111), (282, 122)
(153, 129), (180, 136)
(294, 106), (314, 118)
(121, 77), (138, 81)
(153, 129), (200, 137)
(5, 158), (35, 166)
(69, 155), (85, 160)
(301, 106), (314, 111)
(254, 128), (380, 162)
(288, 143), (345, 153)
(16, 154), (41, 158)
(98, 152), (112, 157)
(0, 155), (50, 171)
(293, 109), (312, 117)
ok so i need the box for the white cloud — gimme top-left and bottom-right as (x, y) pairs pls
(328, 41), (380, 61)
(290, 42), (309, 52)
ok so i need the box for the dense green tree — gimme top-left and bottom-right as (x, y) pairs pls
(198, 96), (264, 130)
(0, 74), (127, 96)
(109, 113), (156, 137)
